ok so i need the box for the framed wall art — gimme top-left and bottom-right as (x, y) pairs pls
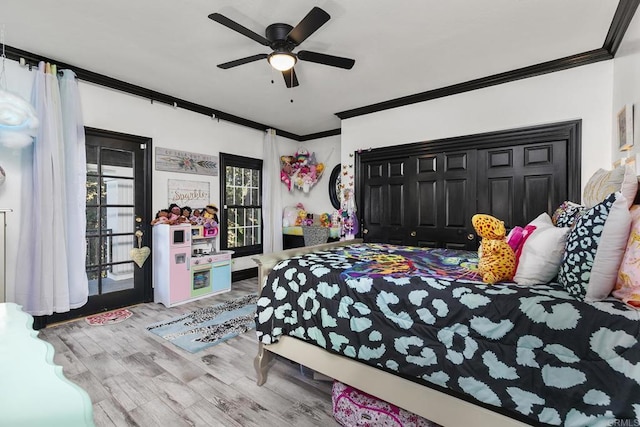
(617, 104), (634, 151)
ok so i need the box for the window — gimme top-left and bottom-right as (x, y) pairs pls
(220, 153), (263, 257)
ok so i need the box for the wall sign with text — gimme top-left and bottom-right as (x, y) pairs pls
(167, 179), (210, 207)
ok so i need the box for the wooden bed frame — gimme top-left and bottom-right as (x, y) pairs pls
(253, 240), (529, 427)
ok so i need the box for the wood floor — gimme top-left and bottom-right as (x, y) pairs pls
(38, 278), (340, 427)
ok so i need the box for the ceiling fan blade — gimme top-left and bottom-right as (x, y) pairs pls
(208, 13), (270, 46)
(217, 54), (268, 69)
(286, 7), (330, 46)
(282, 68), (299, 88)
(297, 51), (355, 69)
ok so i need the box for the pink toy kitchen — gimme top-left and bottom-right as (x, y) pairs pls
(152, 224), (233, 307)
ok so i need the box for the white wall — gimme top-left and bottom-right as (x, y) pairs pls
(0, 58), (331, 300)
(342, 61), (614, 195)
(612, 10), (640, 166)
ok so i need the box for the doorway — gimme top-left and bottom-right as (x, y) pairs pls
(42, 128), (152, 326)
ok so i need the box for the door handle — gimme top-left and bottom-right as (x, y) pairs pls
(363, 228), (369, 234)
(410, 231), (417, 237)
(467, 233), (475, 240)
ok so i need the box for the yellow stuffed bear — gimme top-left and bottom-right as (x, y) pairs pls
(472, 214), (516, 284)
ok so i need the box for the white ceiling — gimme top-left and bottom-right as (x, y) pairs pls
(2, 0), (620, 137)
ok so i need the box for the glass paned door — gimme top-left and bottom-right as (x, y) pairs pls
(86, 148), (137, 295)
(76, 129), (151, 318)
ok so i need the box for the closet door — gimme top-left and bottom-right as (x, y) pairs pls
(361, 150), (477, 249)
(407, 151), (477, 249)
(476, 141), (568, 228)
(361, 157), (410, 245)
(357, 121), (580, 251)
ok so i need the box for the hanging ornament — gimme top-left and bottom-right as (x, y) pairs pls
(130, 230), (150, 268)
(0, 27), (38, 148)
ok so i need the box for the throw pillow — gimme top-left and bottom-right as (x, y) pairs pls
(582, 164), (637, 208)
(613, 205), (640, 308)
(551, 201), (586, 228)
(513, 213), (570, 286)
(558, 192), (631, 300)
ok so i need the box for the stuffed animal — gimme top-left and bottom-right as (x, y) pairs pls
(295, 208), (307, 226)
(319, 212), (331, 227)
(472, 214), (516, 284)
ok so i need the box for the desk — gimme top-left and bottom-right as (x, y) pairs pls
(0, 303), (94, 426)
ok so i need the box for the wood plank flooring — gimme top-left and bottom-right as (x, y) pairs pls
(38, 278), (340, 427)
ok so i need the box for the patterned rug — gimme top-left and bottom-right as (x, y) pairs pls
(146, 294), (258, 353)
(85, 308), (133, 326)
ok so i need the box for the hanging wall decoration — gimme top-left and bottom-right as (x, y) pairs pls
(280, 148), (325, 193)
(130, 230), (150, 268)
(156, 147), (219, 176)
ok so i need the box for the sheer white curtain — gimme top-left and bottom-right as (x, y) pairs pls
(15, 63), (88, 315)
(262, 128), (283, 253)
(59, 70), (89, 308)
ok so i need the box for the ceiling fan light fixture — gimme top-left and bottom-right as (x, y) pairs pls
(268, 52), (296, 71)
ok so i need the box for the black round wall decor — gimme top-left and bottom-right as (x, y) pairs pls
(328, 164), (341, 210)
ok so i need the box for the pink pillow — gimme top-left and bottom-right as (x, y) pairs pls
(514, 225), (536, 263)
(507, 227), (525, 251)
(507, 225), (537, 268)
(613, 205), (640, 308)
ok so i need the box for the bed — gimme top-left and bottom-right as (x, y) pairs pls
(253, 240), (640, 426)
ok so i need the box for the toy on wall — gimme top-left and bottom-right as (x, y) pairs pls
(341, 188), (359, 239)
(280, 148), (325, 193)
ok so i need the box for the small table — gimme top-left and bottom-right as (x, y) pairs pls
(0, 303), (94, 426)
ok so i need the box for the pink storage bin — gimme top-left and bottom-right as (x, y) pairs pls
(332, 381), (439, 427)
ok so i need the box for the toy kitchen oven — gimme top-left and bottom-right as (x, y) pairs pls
(152, 224), (233, 308)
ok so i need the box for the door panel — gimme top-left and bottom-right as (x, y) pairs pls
(412, 151), (477, 249)
(486, 177), (513, 226)
(362, 159), (410, 244)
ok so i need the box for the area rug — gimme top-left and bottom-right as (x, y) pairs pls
(146, 294), (258, 353)
(85, 308), (133, 326)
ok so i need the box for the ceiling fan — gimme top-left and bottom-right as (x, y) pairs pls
(208, 7), (355, 88)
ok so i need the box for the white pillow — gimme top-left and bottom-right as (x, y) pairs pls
(513, 213), (570, 286)
(585, 193), (632, 301)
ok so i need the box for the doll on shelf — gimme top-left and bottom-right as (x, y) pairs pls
(151, 209), (172, 225)
(190, 208), (204, 225)
(168, 203), (190, 224)
(168, 203), (181, 222)
(203, 204), (220, 224)
(182, 206), (192, 219)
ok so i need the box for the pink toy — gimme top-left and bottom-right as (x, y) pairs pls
(280, 169), (292, 191)
(332, 381), (436, 427)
